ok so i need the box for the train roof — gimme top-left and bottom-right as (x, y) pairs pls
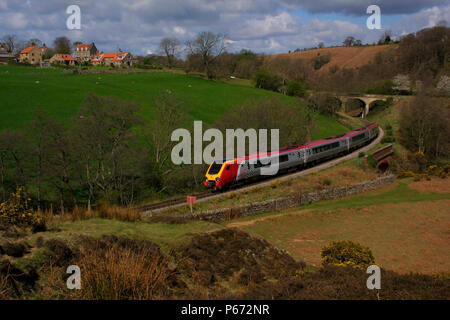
(224, 122), (378, 163)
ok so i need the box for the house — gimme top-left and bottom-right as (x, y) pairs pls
(74, 43), (98, 63)
(0, 43), (15, 65)
(0, 43), (8, 53)
(40, 44), (48, 53)
(49, 53), (77, 66)
(91, 51), (133, 67)
(19, 46), (42, 65)
(0, 53), (16, 65)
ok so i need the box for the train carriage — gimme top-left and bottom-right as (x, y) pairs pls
(204, 123), (379, 191)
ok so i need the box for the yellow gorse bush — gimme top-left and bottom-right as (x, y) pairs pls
(0, 187), (43, 227)
(321, 240), (375, 270)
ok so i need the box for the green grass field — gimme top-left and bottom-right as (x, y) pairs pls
(0, 65), (347, 140)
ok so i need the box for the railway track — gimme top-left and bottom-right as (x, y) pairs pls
(137, 127), (385, 214)
(136, 192), (211, 212)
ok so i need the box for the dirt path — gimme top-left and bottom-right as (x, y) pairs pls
(227, 210), (311, 228)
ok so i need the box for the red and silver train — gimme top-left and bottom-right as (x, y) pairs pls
(204, 122), (379, 190)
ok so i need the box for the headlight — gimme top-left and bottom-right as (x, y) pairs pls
(216, 177), (220, 182)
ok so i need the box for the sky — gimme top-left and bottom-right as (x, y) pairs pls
(0, 0), (449, 56)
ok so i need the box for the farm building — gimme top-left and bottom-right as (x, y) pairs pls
(50, 53), (77, 66)
(19, 46), (42, 65)
(0, 43), (8, 53)
(0, 53), (16, 65)
(74, 43), (98, 63)
(91, 51), (133, 67)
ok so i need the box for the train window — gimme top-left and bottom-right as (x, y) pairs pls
(254, 159), (272, 168)
(280, 155), (289, 163)
(351, 133), (365, 142)
(313, 142), (340, 154)
(208, 162), (223, 175)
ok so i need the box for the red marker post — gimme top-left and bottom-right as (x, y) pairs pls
(187, 196), (197, 215)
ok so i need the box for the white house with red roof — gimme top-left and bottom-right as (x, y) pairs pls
(91, 50), (133, 67)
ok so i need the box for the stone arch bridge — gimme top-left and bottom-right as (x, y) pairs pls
(336, 94), (399, 118)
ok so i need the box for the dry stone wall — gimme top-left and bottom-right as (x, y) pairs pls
(195, 174), (395, 222)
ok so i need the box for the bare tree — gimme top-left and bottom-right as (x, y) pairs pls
(145, 92), (187, 172)
(29, 38), (43, 47)
(186, 31), (228, 79)
(400, 94), (450, 159)
(53, 36), (72, 54)
(159, 38), (180, 68)
(2, 34), (17, 53)
(74, 94), (142, 207)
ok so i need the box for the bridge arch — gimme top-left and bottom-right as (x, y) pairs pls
(336, 94), (395, 118)
(343, 98), (366, 117)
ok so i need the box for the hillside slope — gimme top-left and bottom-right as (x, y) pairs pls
(268, 44), (398, 73)
(0, 65), (348, 140)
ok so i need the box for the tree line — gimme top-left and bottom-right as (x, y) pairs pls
(0, 93), (313, 212)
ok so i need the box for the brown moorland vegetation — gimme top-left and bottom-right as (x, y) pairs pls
(267, 45), (398, 74)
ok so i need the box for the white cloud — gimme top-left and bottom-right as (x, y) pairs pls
(0, 0), (448, 55)
(390, 5), (450, 37)
(0, 0), (7, 10)
(237, 12), (300, 39)
(3, 12), (29, 29)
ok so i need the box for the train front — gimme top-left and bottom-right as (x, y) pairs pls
(204, 161), (225, 190)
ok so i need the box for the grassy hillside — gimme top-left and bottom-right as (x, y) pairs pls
(228, 177), (450, 274)
(268, 44), (397, 74)
(21, 176), (450, 275)
(0, 65), (347, 140)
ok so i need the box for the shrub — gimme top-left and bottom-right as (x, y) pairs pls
(321, 240), (375, 270)
(286, 80), (307, 97)
(313, 54), (331, 70)
(307, 93), (341, 116)
(0, 188), (44, 228)
(253, 69), (282, 92)
(366, 79), (395, 95)
(381, 137), (396, 143)
(74, 236), (173, 300)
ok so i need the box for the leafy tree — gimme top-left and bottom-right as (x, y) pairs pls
(343, 36), (355, 46)
(286, 80), (308, 97)
(253, 69), (282, 92)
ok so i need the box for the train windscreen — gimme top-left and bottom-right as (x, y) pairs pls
(208, 162), (223, 175)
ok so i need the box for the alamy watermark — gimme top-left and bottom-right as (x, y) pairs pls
(171, 121), (280, 175)
(66, 5), (81, 30)
(366, 265), (381, 290)
(66, 265), (81, 290)
(367, 5), (381, 30)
